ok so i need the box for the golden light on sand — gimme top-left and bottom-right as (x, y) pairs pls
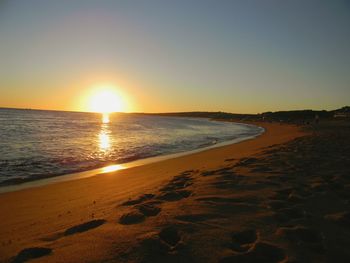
(101, 164), (124, 173)
(88, 85), (125, 113)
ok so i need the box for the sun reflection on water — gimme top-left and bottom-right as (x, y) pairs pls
(102, 113), (110, 124)
(97, 113), (124, 174)
(99, 113), (111, 152)
(99, 131), (110, 151)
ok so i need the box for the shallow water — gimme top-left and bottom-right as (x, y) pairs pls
(0, 108), (263, 185)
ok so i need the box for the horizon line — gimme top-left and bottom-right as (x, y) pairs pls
(0, 106), (348, 115)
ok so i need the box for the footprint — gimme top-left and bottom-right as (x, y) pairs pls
(128, 227), (188, 263)
(294, 188), (313, 198)
(218, 173), (243, 181)
(180, 170), (195, 176)
(220, 242), (286, 263)
(135, 235), (170, 262)
(159, 172), (193, 193)
(287, 193), (304, 203)
(250, 166), (273, 173)
(216, 167), (235, 173)
(159, 226), (181, 247)
(310, 182), (327, 193)
(276, 226), (323, 244)
(157, 190), (192, 201)
(64, 219), (106, 236)
(235, 157), (259, 167)
(160, 180), (192, 192)
(173, 179), (191, 186)
(274, 207), (305, 223)
(230, 229), (258, 252)
(270, 188), (294, 201)
(12, 247), (52, 263)
(197, 196), (258, 204)
(173, 172), (193, 181)
(197, 196), (239, 203)
(136, 203), (161, 217)
(212, 181), (237, 189)
(119, 211), (145, 225)
(201, 170), (217, 176)
(121, 193), (155, 206)
(276, 226), (324, 253)
(177, 190), (192, 197)
(175, 213), (223, 222)
(202, 167), (235, 177)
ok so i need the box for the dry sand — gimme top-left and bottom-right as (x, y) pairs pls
(2, 121), (348, 262)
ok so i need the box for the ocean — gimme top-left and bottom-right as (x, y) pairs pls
(0, 108), (263, 186)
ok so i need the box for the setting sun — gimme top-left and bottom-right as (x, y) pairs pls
(88, 86), (125, 113)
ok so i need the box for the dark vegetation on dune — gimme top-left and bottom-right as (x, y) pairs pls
(145, 106), (350, 123)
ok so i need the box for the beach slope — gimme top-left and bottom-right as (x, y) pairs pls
(0, 122), (311, 262)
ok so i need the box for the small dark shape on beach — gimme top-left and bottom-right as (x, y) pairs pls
(231, 229), (258, 245)
(136, 236), (170, 262)
(158, 190), (191, 201)
(13, 247), (52, 263)
(236, 157), (258, 166)
(175, 213), (222, 222)
(277, 226), (323, 244)
(177, 190), (192, 197)
(122, 193), (155, 206)
(201, 170), (217, 176)
(137, 203), (161, 216)
(159, 226), (181, 246)
(220, 242), (285, 263)
(64, 219), (106, 236)
(119, 211), (145, 224)
(230, 229), (258, 252)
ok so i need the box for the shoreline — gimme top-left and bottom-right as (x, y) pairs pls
(0, 121), (305, 262)
(0, 121), (264, 194)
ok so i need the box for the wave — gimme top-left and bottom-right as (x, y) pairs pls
(0, 109), (263, 186)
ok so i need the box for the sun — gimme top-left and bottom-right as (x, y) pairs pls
(88, 86), (125, 113)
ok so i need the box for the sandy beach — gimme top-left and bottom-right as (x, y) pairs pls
(0, 124), (303, 262)
(2, 1), (349, 262)
(1, 120), (350, 262)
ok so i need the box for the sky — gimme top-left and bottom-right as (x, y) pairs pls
(0, 0), (349, 113)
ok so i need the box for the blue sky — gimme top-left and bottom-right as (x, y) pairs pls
(0, 0), (349, 113)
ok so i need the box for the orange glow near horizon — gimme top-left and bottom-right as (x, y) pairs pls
(87, 85), (127, 113)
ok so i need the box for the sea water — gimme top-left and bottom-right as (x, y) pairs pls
(0, 108), (263, 185)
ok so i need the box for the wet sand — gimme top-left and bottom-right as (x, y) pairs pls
(4, 121), (348, 262)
